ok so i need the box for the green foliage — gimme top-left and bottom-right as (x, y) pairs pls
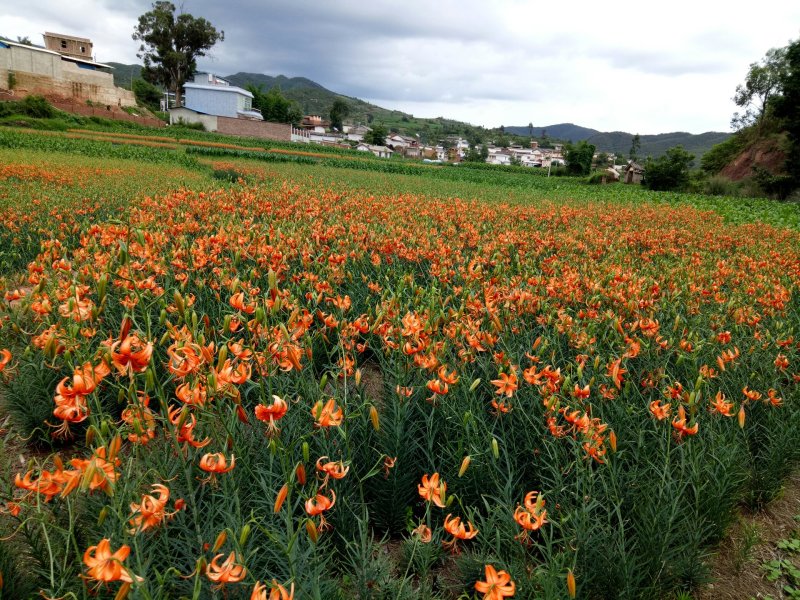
(247, 85), (302, 124)
(630, 133), (641, 161)
(330, 98), (350, 132)
(132, 1), (224, 104)
(752, 165), (796, 200)
(364, 123), (388, 146)
(700, 134), (748, 174)
(773, 38), (800, 187)
(132, 78), (162, 111)
(643, 145), (695, 191)
(19, 96), (55, 119)
(565, 140), (596, 175)
(732, 46), (788, 131)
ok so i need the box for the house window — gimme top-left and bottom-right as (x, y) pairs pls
(80, 46), (86, 53)
(60, 40), (67, 49)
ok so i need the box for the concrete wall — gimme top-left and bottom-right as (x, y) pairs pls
(169, 107), (218, 131)
(216, 117), (292, 141)
(0, 44), (135, 106)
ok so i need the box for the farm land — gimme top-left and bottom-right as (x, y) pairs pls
(0, 126), (798, 599)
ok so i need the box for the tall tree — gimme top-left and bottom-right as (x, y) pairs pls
(629, 134), (641, 161)
(132, 1), (224, 107)
(731, 46), (787, 131)
(642, 146), (695, 191)
(364, 124), (387, 146)
(564, 141), (596, 176)
(329, 98), (350, 132)
(773, 38), (800, 187)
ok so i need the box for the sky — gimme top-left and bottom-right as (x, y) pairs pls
(3, 0), (799, 134)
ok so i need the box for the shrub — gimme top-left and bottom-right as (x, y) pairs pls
(643, 145), (695, 191)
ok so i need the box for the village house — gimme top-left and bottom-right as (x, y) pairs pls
(182, 73), (262, 120)
(356, 142), (393, 158)
(344, 124), (370, 142)
(168, 72), (310, 142)
(0, 33), (134, 106)
(624, 161), (645, 184)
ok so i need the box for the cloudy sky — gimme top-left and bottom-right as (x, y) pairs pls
(4, 1), (799, 133)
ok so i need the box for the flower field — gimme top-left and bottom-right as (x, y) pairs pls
(0, 139), (798, 599)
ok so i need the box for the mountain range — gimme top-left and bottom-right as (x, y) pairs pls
(108, 64), (729, 158)
(504, 124), (730, 160)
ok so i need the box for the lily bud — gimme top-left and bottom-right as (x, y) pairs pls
(306, 519), (318, 543)
(114, 582), (132, 600)
(212, 530), (227, 553)
(274, 483), (288, 513)
(567, 569), (576, 598)
(738, 404), (746, 429)
(491, 437), (500, 460)
(239, 524), (251, 547)
(369, 405), (380, 431)
(469, 378), (481, 392)
(295, 463), (306, 485)
(458, 455), (471, 477)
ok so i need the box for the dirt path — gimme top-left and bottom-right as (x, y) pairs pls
(698, 472), (800, 599)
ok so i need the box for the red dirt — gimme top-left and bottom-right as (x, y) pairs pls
(720, 136), (786, 181)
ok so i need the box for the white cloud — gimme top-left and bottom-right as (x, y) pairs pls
(3, 0), (799, 133)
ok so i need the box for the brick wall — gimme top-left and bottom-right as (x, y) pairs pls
(216, 117), (291, 141)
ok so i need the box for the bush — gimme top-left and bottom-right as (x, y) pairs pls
(701, 134), (746, 174)
(643, 145), (695, 191)
(132, 78), (163, 112)
(704, 175), (740, 197)
(19, 95), (55, 119)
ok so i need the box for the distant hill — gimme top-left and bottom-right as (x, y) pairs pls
(104, 64), (728, 156)
(107, 62), (142, 90)
(505, 123), (730, 159)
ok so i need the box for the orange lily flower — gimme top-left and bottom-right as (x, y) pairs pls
(491, 372), (518, 397)
(206, 551), (247, 589)
(443, 513), (478, 551)
(199, 453), (235, 482)
(83, 538), (142, 584)
(671, 405), (699, 439)
(305, 489), (336, 516)
(312, 398), (343, 427)
(475, 564), (516, 599)
(316, 456), (350, 480)
(709, 391), (734, 416)
(252, 580), (295, 600)
(255, 395), (289, 436)
(0, 349), (11, 372)
(649, 400), (671, 421)
(109, 333), (153, 375)
(418, 472), (446, 508)
(128, 483), (181, 533)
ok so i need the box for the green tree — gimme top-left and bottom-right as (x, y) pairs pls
(364, 123), (387, 146)
(564, 140), (596, 175)
(642, 145), (695, 191)
(773, 38), (800, 188)
(629, 134), (641, 161)
(329, 98), (350, 131)
(732, 46), (787, 131)
(132, 1), (224, 107)
(132, 78), (162, 111)
(247, 85), (302, 124)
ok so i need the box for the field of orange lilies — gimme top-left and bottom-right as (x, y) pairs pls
(0, 145), (798, 599)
